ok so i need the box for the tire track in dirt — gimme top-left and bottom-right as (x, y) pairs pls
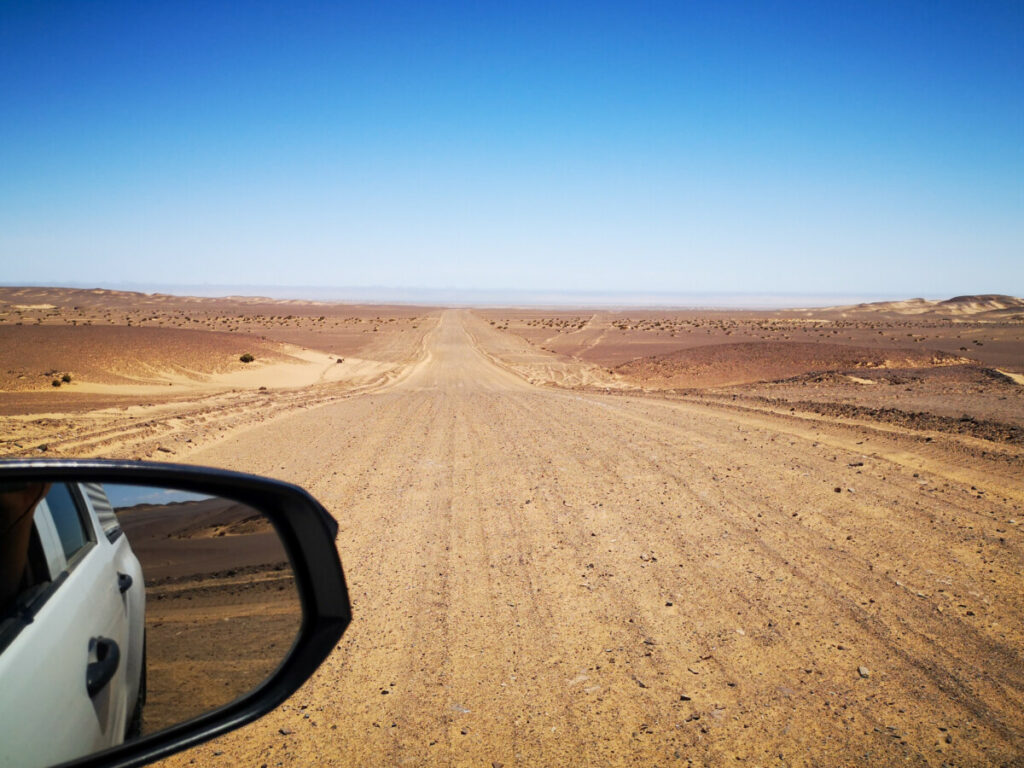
(535, 392), (1024, 759)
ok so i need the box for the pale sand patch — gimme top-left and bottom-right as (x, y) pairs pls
(997, 369), (1024, 386)
(66, 346), (397, 395)
(312, 356), (400, 387)
(203, 346), (346, 389)
(846, 375), (877, 385)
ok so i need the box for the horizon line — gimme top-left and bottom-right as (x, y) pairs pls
(0, 282), (973, 311)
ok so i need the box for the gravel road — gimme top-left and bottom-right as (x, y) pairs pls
(163, 310), (1024, 767)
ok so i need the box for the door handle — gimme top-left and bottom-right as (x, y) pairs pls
(117, 572), (133, 594)
(86, 636), (121, 697)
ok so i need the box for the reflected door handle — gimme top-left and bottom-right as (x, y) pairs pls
(86, 636), (121, 697)
(117, 572), (133, 594)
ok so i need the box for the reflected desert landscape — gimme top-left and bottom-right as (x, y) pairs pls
(112, 489), (300, 734)
(2, 286), (1023, 766)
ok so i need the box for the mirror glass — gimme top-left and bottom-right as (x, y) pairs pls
(0, 479), (301, 768)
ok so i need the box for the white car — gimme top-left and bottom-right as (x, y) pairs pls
(0, 482), (146, 768)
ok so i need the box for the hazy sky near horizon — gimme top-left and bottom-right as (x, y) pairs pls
(1, 1), (1022, 298)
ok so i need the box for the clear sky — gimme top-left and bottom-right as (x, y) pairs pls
(1, 1), (1022, 300)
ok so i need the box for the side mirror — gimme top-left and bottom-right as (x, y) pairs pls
(0, 459), (351, 768)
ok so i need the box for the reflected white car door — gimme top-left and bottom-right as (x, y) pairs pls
(0, 486), (130, 768)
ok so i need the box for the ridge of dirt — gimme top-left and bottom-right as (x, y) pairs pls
(543, 382), (1024, 462)
(614, 340), (974, 388)
(749, 398), (1024, 447)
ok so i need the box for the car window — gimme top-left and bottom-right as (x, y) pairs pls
(44, 484), (90, 562)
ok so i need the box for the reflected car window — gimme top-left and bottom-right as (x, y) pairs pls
(82, 482), (121, 541)
(45, 484), (89, 561)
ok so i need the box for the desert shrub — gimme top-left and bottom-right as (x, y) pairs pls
(51, 379), (61, 387)
(61, 373), (72, 383)
(240, 353), (255, 363)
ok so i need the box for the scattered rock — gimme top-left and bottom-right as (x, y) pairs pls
(278, 728), (293, 736)
(858, 666), (870, 678)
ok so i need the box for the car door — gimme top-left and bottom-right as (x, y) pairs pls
(0, 483), (131, 767)
(79, 481), (146, 730)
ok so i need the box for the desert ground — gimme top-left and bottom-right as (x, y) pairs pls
(3, 288), (1024, 766)
(116, 494), (300, 735)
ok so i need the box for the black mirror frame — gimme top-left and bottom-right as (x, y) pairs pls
(0, 459), (352, 768)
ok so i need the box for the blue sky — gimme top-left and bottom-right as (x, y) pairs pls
(1, 1), (1021, 301)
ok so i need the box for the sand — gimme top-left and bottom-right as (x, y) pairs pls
(2, 290), (1024, 766)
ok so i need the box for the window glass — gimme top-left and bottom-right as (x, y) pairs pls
(45, 484), (89, 561)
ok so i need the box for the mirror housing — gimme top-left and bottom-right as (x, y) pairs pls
(0, 459), (351, 768)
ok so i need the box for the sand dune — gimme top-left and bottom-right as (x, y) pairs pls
(807, 294), (1024, 319)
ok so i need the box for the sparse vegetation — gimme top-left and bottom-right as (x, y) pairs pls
(240, 353), (255, 363)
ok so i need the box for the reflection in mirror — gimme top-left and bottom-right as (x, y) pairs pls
(0, 480), (300, 768)
(108, 484), (301, 736)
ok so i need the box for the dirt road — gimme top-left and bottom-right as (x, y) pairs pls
(164, 310), (1024, 767)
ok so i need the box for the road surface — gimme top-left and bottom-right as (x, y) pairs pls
(165, 310), (1024, 767)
